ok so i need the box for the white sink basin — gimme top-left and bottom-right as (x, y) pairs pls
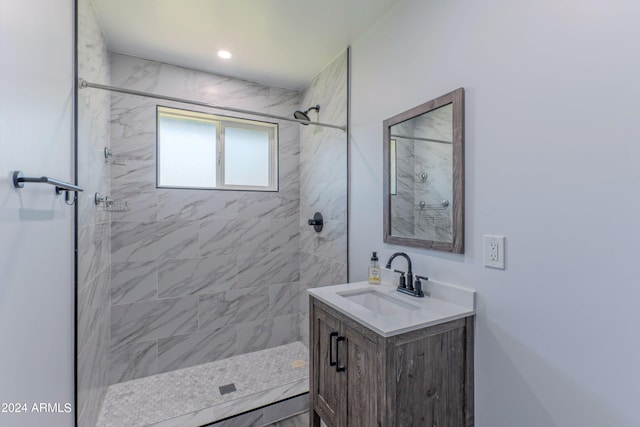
(337, 289), (420, 315)
(309, 281), (475, 337)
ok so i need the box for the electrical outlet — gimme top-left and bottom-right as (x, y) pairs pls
(489, 242), (499, 261)
(483, 235), (505, 269)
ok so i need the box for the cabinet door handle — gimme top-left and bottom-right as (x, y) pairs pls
(329, 332), (338, 366)
(336, 336), (346, 372)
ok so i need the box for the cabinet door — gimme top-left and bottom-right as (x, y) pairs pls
(312, 306), (345, 426)
(343, 323), (379, 427)
(394, 326), (466, 426)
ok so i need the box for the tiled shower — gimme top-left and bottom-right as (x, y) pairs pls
(76, 0), (347, 426)
(107, 53), (304, 383)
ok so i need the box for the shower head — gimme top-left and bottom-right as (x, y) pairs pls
(293, 110), (311, 122)
(293, 104), (320, 124)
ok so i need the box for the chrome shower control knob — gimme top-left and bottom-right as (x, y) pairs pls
(95, 192), (105, 205)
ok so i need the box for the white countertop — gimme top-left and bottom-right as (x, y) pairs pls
(307, 279), (475, 337)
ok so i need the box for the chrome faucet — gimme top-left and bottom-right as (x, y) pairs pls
(385, 252), (425, 298)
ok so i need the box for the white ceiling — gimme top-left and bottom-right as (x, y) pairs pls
(91, 0), (401, 91)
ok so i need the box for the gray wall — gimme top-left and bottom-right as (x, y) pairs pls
(76, 0), (112, 425)
(350, 0), (640, 426)
(107, 54), (302, 384)
(0, 0), (75, 426)
(298, 51), (349, 343)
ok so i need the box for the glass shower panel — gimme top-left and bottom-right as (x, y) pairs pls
(77, 0), (348, 421)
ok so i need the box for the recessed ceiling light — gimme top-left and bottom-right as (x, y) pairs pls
(217, 50), (232, 59)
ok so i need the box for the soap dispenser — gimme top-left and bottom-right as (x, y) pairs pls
(368, 252), (381, 284)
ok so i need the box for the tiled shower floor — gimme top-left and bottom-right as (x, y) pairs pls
(96, 342), (309, 427)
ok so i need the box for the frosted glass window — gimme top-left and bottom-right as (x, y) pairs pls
(157, 106), (277, 191)
(224, 127), (270, 186)
(158, 114), (217, 188)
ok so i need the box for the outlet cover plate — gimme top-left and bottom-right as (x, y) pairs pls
(483, 235), (505, 269)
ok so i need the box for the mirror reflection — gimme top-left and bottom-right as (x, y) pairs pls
(390, 103), (453, 242)
(383, 88), (464, 253)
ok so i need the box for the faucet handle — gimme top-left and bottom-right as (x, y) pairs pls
(393, 269), (406, 288)
(413, 275), (428, 298)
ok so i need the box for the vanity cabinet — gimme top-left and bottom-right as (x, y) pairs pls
(312, 300), (379, 426)
(309, 297), (474, 427)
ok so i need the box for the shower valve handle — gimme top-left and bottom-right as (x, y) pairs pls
(308, 212), (324, 232)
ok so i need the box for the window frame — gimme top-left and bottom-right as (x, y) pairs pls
(156, 105), (279, 192)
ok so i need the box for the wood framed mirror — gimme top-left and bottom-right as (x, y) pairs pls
(383, 88), (465, 253)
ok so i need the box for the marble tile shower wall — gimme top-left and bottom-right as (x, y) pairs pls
(298, 51), (349, 343)
(107, 54), (302, 384)
(77, 0), (112, 425)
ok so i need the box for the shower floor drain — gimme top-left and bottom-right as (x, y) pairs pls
(219, 383), (236, 395)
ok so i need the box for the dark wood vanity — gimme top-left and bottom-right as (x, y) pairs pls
(309, 296), (474, 427)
